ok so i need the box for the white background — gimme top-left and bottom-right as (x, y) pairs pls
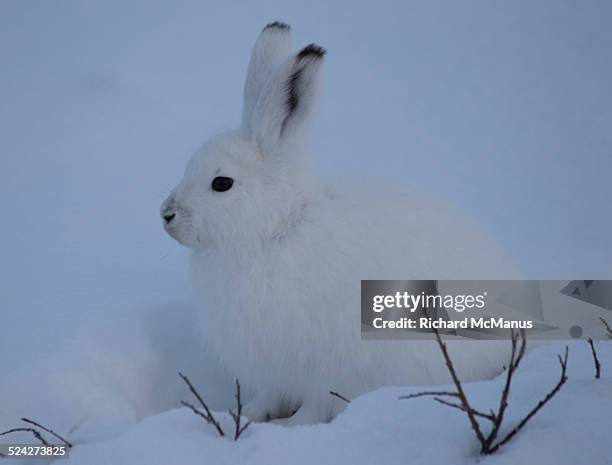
(1, 0), (611, 373)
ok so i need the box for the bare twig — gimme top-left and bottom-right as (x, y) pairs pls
(483, 330), (526, 450)
(181, 401), (217, 424)
(21, 418), (73, 448)
(487, 346), (569, 453)
(433, 397), (496, 422)
(0, 427), (50, 446)
(229, 380), (250, 440)
(329, 391), (352, 403)
(400, 322), (569, 455)
(179, 374), (251, 440)
(0, 417), (73, 451)
(601, 317), (612, 339)
(429, 319), (488, 449)
(400, 389), (497, 421)
(587, 338), (601, 379)
(399, 390), (458, 400)
(179, 372), (225, 437)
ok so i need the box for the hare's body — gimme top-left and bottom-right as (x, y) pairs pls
(162, 23), (512, 424)
(191, 183), (510, 423)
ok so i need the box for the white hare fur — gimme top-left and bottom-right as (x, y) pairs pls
(161, 22), (514, 425)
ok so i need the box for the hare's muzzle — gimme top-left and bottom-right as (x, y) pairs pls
(160, 196), (178, 229)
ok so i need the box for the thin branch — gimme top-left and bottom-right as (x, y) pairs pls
(432, 397), (496, 422)
(229, 379), (250, 440)
(330, 391), (352, 403)
(587, 338), (601, 379)
(179, 372), (213, 416)
(181, 401), (217, 424)
(179, 372), (225, 437)
(21, 418), (73, 448)
(600, 317), (612, 339)
(399, 390), (498, 419)
(428, 319), (488, 449)
(400, 324), (569, 455)
(484, 329), (525, 450)
(0, 427), (50, 446)
(488, 346), (569, 454)
(399, 390), (459, 400)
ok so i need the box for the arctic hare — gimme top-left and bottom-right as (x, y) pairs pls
(161, 22), (512, 424)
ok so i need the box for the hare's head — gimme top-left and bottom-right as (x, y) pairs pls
(161, 22), (325, 250)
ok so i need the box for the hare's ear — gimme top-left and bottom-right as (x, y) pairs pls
(242, 22), (292, 133)
(249, 44), (326, 157)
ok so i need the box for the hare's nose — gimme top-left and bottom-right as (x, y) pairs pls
(163, 212), (176, 224)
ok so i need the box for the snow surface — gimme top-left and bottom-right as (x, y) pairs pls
(3, 341), (612, 465)
(66, 342), (611, 465)
(1, 1), (612, 464)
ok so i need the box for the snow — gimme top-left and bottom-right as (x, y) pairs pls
(5, 341), (608, 465)
(1, 1), (612, 464)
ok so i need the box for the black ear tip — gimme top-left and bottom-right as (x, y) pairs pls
(264, 21), (291, 31)
(297, 43), (327, 59)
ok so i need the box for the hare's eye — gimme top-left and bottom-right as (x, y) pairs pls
(211, 176), (234, 192)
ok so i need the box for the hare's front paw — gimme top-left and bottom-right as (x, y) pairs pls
(278, 393), (348, 426)
(243, 391), (297, 422)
